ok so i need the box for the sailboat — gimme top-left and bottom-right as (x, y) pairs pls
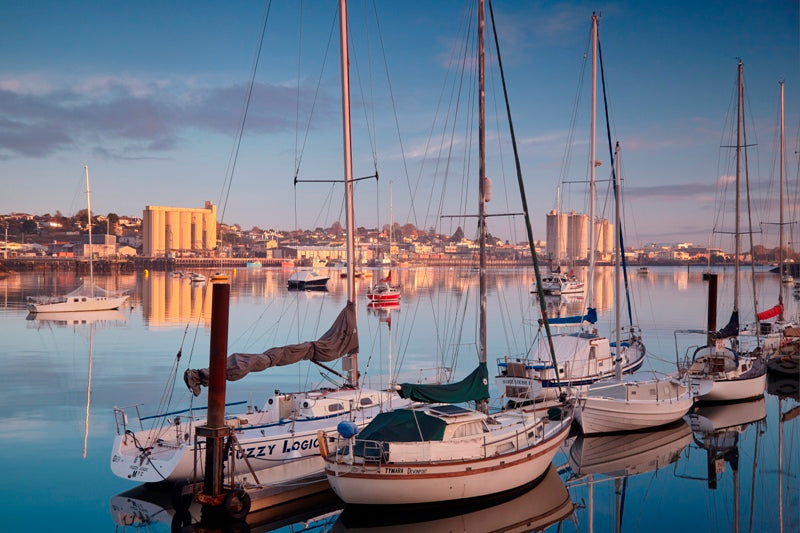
(367, 182), (400, 303)
(575, 140), (693, 433)
(321, 0), (574, 506)
(110, 0), (409, 486)
(495, 13), (644, 406)
(677, 61), (767, 403)
(27, 166), (129, 313)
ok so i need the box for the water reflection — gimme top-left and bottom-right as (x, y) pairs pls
(330, 466), (574, 532)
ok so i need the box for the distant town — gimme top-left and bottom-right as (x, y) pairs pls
(0, 204), (796, 269)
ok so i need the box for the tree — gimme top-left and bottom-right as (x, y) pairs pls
(21, 219), (38, 235)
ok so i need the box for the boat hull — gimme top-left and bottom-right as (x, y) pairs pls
(28, 295), (129, 313)
(324, 411), (572, 505)
(576, 379), (694, 435)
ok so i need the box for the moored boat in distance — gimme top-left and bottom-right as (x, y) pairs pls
(287, 270), (329, 290)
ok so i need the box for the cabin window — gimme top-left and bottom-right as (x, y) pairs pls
(327, 403), (344, 412)
(452, 421), (486, 438)
(589, 347), (596, 360)
(359, 397), (373, 406)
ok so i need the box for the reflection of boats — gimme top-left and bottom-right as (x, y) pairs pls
(26, 309), (127, 327)
(637, 266), (649, 276)
(680, 397), (766, 511)
(568, 419), (692, 477)
(110, 481), (342, 531)
(330, 466), (574, 532)
(27, 168), (129, 313)
(287, 270), (329, 290)
(323, 0), (573, 505)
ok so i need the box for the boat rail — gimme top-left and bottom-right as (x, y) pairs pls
(112, 400), (249, 435)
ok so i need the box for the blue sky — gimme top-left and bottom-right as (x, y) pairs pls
(1, 1), (798, 250)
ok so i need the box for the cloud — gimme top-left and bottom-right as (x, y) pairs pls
(0, 75), (332, 161)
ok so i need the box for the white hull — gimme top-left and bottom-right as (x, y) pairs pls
(695, 372), (766, 402)
(28, 294), (128, 313)
(576, 376), (694, 435)
(111, 389), (408, 484)
(324, 406), (572, 505)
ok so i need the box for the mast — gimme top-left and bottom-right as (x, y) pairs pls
(587, 13), (598, 311)
(734, 60), (742, 314)
(339, 0), (358, 387)
(478, 0), (487, 413)
(614, 142), (622, 379)
(778, 80), (785, 320)
(85, 166), (94, 296)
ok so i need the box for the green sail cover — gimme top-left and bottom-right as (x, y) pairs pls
(357, 409), (447, 442)
(397, 362), (489, 404)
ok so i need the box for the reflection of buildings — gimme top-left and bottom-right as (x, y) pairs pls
(142, 202), (218, 257)
(142, 274), (212, 326)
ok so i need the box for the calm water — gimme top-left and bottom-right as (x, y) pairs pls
(0, 265), (797, 532)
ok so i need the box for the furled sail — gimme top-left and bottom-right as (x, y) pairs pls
(184, 301), (358, 396)
(396, 362), (489, 404)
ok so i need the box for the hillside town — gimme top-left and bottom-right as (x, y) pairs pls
(0, 207), (796, 268)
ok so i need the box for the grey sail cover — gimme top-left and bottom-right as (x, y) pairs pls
(226, 300), (358, 381)
(185, 301), (358, 394)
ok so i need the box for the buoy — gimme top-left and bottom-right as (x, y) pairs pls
(337, 420), (359, 439)
(144, 269), (149, 277)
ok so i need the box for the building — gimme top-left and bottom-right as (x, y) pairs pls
(567, 211), (588, 261)
(142, 202), (218, 257)
(545, 210), (568, 262)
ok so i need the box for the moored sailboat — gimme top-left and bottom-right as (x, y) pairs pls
(321, 0), (573, 506)
(27, 166), (129, 313)
(675, 61), (766, 403)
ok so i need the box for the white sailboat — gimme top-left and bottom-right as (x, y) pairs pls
(576, 134), (693, 435)
(110, 1), (409, 487)
(496, 13), (644, 405)
(322, 0), (574, 506)
(677, 61), (767, 403)
(27, 166), (129, 313)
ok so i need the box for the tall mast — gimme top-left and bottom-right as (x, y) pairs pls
(339, 0), (358, 387)
(587, 13), (598, 311)
(85, 165), (94, 296)
(778, 80), (785, 320)
(614, 142), (622, 380)
(477, 0), (487, 412)
(734, 60), (742, 314)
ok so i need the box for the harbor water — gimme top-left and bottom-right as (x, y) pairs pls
(0, 265), (797, 532)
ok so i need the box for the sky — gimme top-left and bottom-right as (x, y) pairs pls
(1, 0), (798, 251)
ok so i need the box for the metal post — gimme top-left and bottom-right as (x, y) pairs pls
(202, 282), (230, 499)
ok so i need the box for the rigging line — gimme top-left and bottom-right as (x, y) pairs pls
(349, 2), (379, 172)
(428, 4), (474, 239)
(488, 0), (560, 390)
(742, 85), (761, 321)
(597, 35), (633, 327)
(371, 0), (415, 226)
(294, 1), (304, 177)
(294, 3), (339, 181)
(218, 0), (272, 225)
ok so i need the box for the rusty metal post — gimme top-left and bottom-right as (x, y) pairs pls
(707, 273), (717, 347)
(202, 282), (230, 499)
